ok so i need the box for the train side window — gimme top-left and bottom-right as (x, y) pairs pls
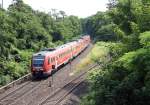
(51, 57), (54, 63)
(48, 58), (50, 64)
(51, 58), (53, 63)
(53, 57), (55, 62)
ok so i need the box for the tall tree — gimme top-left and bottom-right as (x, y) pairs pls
(107, 0), (117, 9)
(59, 10), (66, 19)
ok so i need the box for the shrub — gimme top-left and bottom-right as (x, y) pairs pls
(139, 31), (150, 47)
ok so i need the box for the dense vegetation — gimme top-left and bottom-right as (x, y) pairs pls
(0, 0), (150, 104)
(81, 0), (150, 105)
(0, 0), (82, 86)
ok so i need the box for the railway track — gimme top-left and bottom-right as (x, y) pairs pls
(0, 80), (43, 105)
(0, 44), (93, 105)
(9, 78), (53, 105)
(39, 64), (98, 105)
(0, 81), (31, 101)
(0, 73), (31, 94)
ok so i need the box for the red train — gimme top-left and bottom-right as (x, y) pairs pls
(31, 35), (91, 77)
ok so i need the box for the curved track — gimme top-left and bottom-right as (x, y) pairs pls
(39, 64), (97, 105)
(0, 44), (93, 105)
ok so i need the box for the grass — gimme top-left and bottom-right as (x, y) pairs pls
(74, 42), (110, 73)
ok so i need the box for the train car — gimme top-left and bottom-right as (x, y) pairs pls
(31, 35), (91, 77)
(56, 44), (72, 66)
(31, 49), (56, 76)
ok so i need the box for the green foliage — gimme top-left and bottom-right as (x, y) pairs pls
(0, 75), (12, 86)
(81, 0), (150, 105)
(139, 31), (150, 47)
(96, 42), (127, 59)
(107, 0), (150, 50)
(4, 61), (27, 79)
(77, 42), (111, 70)
(0, 0), (82, 86)
(82, 47), (150, 105)
(83, 12), (116, 41)
(51, 16), (82, 42)
(117, 48), (150, 71)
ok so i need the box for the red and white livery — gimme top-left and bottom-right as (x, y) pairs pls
(31, 35), (91, 77)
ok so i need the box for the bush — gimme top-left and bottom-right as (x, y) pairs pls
(81, 47), (150, 105)
(0, 75), (12, 86)
(139, 31), (150, 47)
(2, 61), (28, 80)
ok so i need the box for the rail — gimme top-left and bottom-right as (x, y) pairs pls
(0, 73), (31, 93)
(39, 64), (98, 105)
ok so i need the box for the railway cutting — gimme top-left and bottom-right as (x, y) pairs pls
(0, 41), (94, 105)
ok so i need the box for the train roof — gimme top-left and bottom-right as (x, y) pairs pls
(32, 36), (88, 57)
(33, 50), (56, 57)
(41, 48), (56, 51)
(66, 41), (77, 45)
(56, 44), (67, 50)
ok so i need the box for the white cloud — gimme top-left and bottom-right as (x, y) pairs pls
(3, 0), (108, 18)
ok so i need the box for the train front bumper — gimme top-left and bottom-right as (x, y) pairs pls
(32, 69), (51, 77)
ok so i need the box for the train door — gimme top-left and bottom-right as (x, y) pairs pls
(51, 56), (56, 70)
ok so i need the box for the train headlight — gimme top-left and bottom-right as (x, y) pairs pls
(40, 68), (44, 71)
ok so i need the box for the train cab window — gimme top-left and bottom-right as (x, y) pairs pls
(33, 59), (44, 67)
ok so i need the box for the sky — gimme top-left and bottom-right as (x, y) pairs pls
(3, 0), (108, 18)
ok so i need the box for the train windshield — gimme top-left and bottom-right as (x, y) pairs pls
(32, 56), (45, 67)
(33, 59), (44, 67)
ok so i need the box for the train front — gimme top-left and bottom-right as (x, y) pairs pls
(31, 53), (46, 77)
